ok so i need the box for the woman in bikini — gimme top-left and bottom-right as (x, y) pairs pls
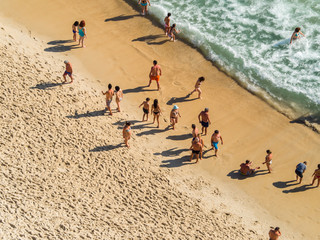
(72, 21), (79, 42)
(78, 20), (87, 48)
(151, 99), (161, 128)
(138, 0), (150, 16)
(115, 86), (123, 112)
(170, 105), (181, 130)
(290, 27), (305, 44)
(311, 164), (320, 187)
(123, 122), (132, 148)
(168, 23), (181, 42)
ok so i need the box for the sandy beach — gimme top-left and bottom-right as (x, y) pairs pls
(0, 0), (320, 239)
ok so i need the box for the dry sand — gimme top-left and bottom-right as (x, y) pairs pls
(0, 0), (320, 239)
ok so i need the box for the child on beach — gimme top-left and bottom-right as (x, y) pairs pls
(139, 98), (150, 121)
(211, 130), (223, 157)
(62, 60), (74, 84)
(164, 13), (171, 36)
(148, 60), (162, 91)
(262, 149), (273, 173)
(138, 0), (150, 16)
(198, 108), (211, 135)
(151, 99), (161, 128)
(190, 138), (202, 163)
(170, 105), (181, 130)
(311, 164), (320, 187)
(78, 20), (87, 48)
(190, 77), (205, 99)
(168, 23), (181, 42)
(191, 124), (199, 140)
(102, 84), (114, 115)
(123, 121), (132, 148)
(72, 21), (79, 41)
(115, 86), (123, 112)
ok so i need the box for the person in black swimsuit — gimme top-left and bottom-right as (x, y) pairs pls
(151, 99), (161, 128)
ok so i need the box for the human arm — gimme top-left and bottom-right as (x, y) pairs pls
(159, 66), (162, 76)
(102, 91), (106, 95)
(220, 136), (223, 145)
(198, 113), (201, 123)
(139, 102), (144, 108)
(300, 31), (305, 37)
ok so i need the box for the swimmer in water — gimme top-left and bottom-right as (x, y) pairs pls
(290, 27), (305, 44)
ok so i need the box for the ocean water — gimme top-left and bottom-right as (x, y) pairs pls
(144, 0), (320, 118)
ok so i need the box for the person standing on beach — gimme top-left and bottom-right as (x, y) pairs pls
(72, 21), (79, 41)
(138, 0), (150, 16)
(170, 105), (181, 130)
(78, 20), (87, 48)
(190, 77), (205, 99)
(290, 27), (305, 44)
(123, 121), (132, 148)
(311, 164), (320, 187)
(191, 124), (199, 140)
(148, 60), (162, 90)
(295, 161), (307, 184)
(102, 84), (114, 115)
(262, 150), (273, 173)
(240, 160), (260, 176)
(164, 13), (171, 36)
(62, 60), (74, 84)
(196, 133), (204, 160)
(139, 98), (150, 121)
(198, 108), (211, 135)
(168, 23), (181, 42)
(269, 227), (281, 240)
(190, 138), (202, 163)
(115, 86), (123, 112)
(211, 130), (223, 157)
(151, 99), (161, 128)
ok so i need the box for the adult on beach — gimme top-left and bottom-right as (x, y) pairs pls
(311, 164), (320, 187)
(62, 60), (74, 84)
(123, 121), (132, 148)
(211, 130), (223, 157)
(269, 227), (281, 240)
(151, 99), (161, 128)
(190, 138), (202, 163)
(148, 60), (162, 90)
(168, 23), (181, 42)
(102, 83), (114, 115)
(290, 27), (305, 44)
(164, 13), (171, 36)
(138, 0), (150, 16)
(262, 150), (273, 173)
(198, 108), (211, 135)
(78, 20), (87, 48)
(190, 77), (205, 99)
(196, 133), (204, 159)
(115, 86), (123, 112)
(240, 160), (260, 176)
(295, 161), (307, 184)
(191, 124), (199, 140)
(170, 105), (181, 130)
(72, 21), (79, 41)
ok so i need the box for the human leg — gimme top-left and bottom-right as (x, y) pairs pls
(156, 115), (160, 128)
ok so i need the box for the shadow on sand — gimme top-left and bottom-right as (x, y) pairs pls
(136, 126), (170, 136)
(105, 14), (140, 22)
(282, 184), (317, 194)
(132, 34), (168, 45)
(44, 40), (81, 52)
(272, 180), (299, 189)
(166, 133), (192, 141)
(123, 85), (158, 94)
(156, 148), (194, 168)
(227, 169), (269, 180)
(90, 143), (123, 152)
(66, 109), (107, 119)
(166, 94), (198, 105)
(112, 119), (151, 130)
(30, 82), (64, 90)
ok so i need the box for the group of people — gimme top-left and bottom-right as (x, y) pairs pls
(72, 20), (87, 47)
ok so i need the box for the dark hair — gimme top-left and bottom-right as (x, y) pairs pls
(199, 77), (205, 82)
(295, 27), (300, 32)
(79, 20), (86, 27)
(146, 97), (150, 101)
(274, 227), (280, 231)
(214, 130), (219, 134)
(318, 164), (320, 169)
(154, 99), (158, 108)
(153, 60), (157, 65)
(168, 13), (171, 17)
(115, 86), (120, 91)
(125, 121), (131, 126)
(245, 160), (250, 164)
(73, 21), (79, 26)
(192, 124), (196, 129)
(108, 84), (112, 90)
(303, 161), (307, 164)
(266, 150), (271, 154)
(172, 23), (176, 28)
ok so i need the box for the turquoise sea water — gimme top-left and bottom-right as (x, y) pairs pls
(144, 0), (320, 117)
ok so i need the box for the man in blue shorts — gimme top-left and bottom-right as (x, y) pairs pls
(211, 130), (223, 157)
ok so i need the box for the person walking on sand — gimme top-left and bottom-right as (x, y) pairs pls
(269, 227), (281, 240)
(78, 20), (87, 48)
(139, 97), (150, 121)
(311, 164), (320, 187)
(151, 99), (161, 128)
(191, 124), (199, 140)
(62, 60), (74, 84)
(138, 0), (150, 16)
(123, 121), (132, 148)
(170, 105), (181, 130)
(211, 130), (223, 157)
(102, 83), (114, 115)
(115, 86), (123, 112)
(290, 27), (305, 44)
(198, 108), (211, 135)
(262, 150), (273, 173)
(190, 77), (205, 99)
(168, 23), (181, 42)
(190, 138), (202, 163)
(295, 161), (307, 184)
(240, 160), (260, 176)
(72, 21), (79, 41)
(148, 60), (162, 90)
(164, 13), (171, 36)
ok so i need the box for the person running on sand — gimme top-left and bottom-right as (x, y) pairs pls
(198, 108), (211, 135)
(78, 20), (87, 48)
(139, 98), (150, 121)
(269, 227), (281, 240)
(164, 13), (171, 36)
(115, 86), (123, 112)
(102, 83), (114, 115)
(311, 164), (320, 187)
(168, 23), (181, 42)
(240, 160), (260, 176)
(262, 150), (273, 173)
(295, 161), (307, 184)
(138, 0), (150, 16)
(62, 60), (74, 84)
(123, 121), (132, 148)
(151, 99), (161, 128)
(211, 130), (223, 157)
(148, 60), (162, 90)
(190, 77), (205, 99)
(290, 27), (305, 44)
(190, 138), (202, 163)
(170, 105), (181, 130)
(72, 21), (79, 41)
(191, 124), (199, 140)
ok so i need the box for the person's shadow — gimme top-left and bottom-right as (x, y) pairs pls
(90, 143), (123, 152)
(166, 94), (197, 105)
(30, 82), (64, 90)
(105, 14), (140, 22)
(272, 180), (299, 189)
(132, 34), (167, 45)
(44, 40), (81, 52)
(66, 109), (107, 119)
(227, 169), (269, 180)
(123, 85), (158, 94)
(282, 184), (317, 194)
